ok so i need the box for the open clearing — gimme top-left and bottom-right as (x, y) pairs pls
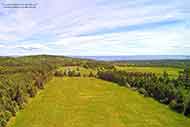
(116, 66), (182, 78)
(58, 66), (96, 76)
(8, 77), (190, 127)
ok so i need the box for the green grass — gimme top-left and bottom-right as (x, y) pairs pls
(59, 66), (97, 76)
(8, 77), (190, 127)
(116, 66), (182, 78)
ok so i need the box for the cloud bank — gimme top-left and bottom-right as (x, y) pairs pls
(0, 0), (190, 56)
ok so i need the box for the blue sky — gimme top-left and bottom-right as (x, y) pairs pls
(0, 0), (190, 56)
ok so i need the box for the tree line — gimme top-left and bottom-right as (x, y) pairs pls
(97, 68), (190, 117)
(0, 55), (91, 127)
(0, 56), (73, 127)
(0, 64), (55, 127)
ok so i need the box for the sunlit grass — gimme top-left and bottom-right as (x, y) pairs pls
(116, 66), (182, 78)
(8, 77), (190, 127)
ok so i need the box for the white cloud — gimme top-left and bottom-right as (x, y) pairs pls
(0, 45), (5, 48)
(52, 24), (190, 55)
(15, 44), (48, 51)
(0, 0), (189, 55)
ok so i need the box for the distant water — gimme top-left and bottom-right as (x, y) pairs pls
(71, 55), (190, 61)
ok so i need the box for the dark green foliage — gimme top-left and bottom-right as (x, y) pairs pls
(138, 88), (148, 97)
(67, 70), (81, 77)
(54, 71), (65, 77)
(89, 72), (94, 77)
(178, 67), (190, 88)
(0, 110), (12, 127)
(0, 55), (80, 127)
(55, 70), (81, 77)
(0, 114), (7, 127)
(183, 92), (190, 116)
(169, 100), (184, 113)
(97, 69), (190, 117)
(83, 61), (115, 70)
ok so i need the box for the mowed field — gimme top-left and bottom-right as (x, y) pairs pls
(8, 77), (190, 127)
(116, 66), (182, 78)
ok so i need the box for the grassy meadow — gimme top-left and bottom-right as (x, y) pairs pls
(115, 66), (182, 78)
(8, 77), (190, 127)
(58, 66), (97, 76)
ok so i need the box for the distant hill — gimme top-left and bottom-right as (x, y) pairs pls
(72, 55), (190, 61)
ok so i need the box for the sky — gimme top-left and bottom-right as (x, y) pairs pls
(0, 0), (190, 56)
